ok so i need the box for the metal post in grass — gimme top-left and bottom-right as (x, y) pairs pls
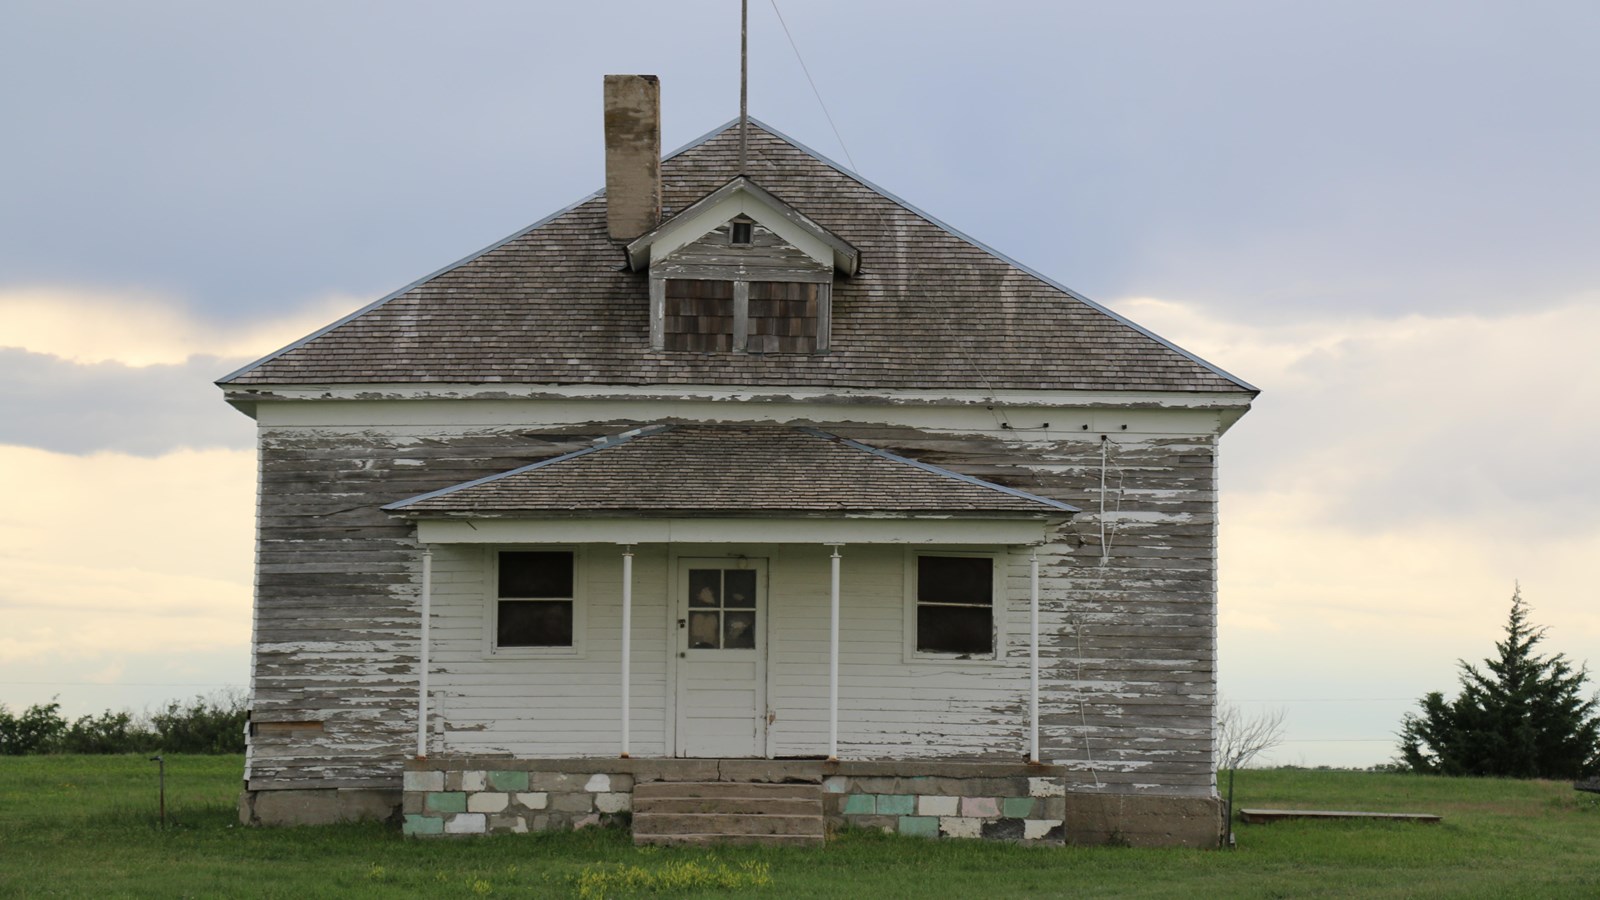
(1225, 766), (1236, 849)
(149, 755), (165, 829)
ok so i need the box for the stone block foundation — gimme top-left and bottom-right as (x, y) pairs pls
(398, 758), (1223, 847)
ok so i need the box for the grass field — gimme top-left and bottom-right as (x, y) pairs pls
(1, 756), (1596, 898)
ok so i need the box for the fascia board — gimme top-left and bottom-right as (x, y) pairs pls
(416, 516), (1052, 546)
(221, 382), (1256, 411)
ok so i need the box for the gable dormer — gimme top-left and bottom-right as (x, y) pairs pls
(625, 176), (859, 354)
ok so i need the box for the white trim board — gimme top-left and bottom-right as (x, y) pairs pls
(226, 383), (1254, 410)
(416, 517), (1054, 546)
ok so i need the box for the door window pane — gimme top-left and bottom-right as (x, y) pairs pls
(689, 569), (721, 607)
(724, 611), (757, 649)
(688, 611), (720, 649)
(724, 570), (757, 608)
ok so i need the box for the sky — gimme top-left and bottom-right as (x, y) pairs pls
(2, 0), (1597, 767)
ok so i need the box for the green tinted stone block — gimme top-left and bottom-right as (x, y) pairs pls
(899, 816), (938, 837)
(1002, 796), (1036, 818)
(427, 792), (467, 813)
(404, 814), (444, 836)
(489, 770), (530, 792)
(877, 794), (915, 815)
(841, 794), (876, 815)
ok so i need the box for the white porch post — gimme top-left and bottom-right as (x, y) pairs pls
(1029, 550), (1041, 764)
(620, 545), (634, 758)
(827, 543), (843, 761)
(416, 546), (433, 758)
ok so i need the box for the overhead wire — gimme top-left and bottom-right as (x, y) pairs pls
(765, 0), (1011, 429)
(768, 0), (859, 173)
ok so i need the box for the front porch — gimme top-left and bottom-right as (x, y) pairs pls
(402, 756), (1075, 844)
(401, 756), (1224, 847)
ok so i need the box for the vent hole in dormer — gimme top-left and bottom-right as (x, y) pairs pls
(730, 220), (753, 245)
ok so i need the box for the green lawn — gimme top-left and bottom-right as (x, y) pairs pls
(1, 756), (1597, 898)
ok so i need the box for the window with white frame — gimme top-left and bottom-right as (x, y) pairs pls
(913, 554), (996, 657)
(495, 550), (576, 649)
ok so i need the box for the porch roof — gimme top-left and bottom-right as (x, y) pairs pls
(383, 424), (1077, 518)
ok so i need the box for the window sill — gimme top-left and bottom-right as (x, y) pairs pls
(904, 650), (1006, 667)
(484, 646), (586, 661)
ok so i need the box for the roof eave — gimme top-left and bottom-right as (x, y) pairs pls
(390, 509), (1072, 522)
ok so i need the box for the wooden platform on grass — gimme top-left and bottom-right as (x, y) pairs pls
(1239, 808), (1441, 825)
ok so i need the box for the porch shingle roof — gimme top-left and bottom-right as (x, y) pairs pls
(383, 425), (1076, 517)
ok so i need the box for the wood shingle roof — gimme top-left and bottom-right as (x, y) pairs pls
(222, 121), (1253, 393)
(384, 424), (1076, 517)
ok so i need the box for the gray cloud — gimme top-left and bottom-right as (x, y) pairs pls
(3, 2), (1596, 325)
(0, 350), (252, 456)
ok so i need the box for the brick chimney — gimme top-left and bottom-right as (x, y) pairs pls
(603, 74), (661, 241)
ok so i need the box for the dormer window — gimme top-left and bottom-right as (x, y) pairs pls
(625, 177), (858, 356)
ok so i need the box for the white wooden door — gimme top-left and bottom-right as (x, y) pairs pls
(674, 558), (767, 758)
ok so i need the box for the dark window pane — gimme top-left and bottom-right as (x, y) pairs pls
(498, 600), (573, 647)
(688, 570), (721, 607)
(916, 605), (993, 655)
(917, 556), (993, 606)
(499, 552), (574, 598)
(688, 611), (720, 649)
(724, 611), (757, 649)
(724, 570), (757, 608)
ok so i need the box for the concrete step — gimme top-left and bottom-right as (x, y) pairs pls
(633, 812), (825, 836)
(634, 797), (821, 816)
(633, 781), (821, 801)
(631, 781), (826, 847)
(635, 833), (826, 847)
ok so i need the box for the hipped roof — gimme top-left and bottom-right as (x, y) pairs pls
(221, 119), (1254, 394)
(383, 425), (1077, 517)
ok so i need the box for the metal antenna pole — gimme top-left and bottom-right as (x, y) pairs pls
(739, 0), (749, 174)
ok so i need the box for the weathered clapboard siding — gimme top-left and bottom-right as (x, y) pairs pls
(244, 401), (1221, 798)
(427, 545), (673, 758)
(247, 428), (635, 789)
(816, 426), (1221, 795)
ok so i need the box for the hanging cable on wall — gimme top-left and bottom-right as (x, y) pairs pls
(1097, 436), (1125, 567)
(1072, 614), (1102, 786)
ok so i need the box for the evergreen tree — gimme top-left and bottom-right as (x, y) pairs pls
(1399, 586), (1600, 778)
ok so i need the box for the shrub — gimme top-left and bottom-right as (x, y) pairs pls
(0, 690), (247, 754)
(0, 700), (67, 755)
(149, 691), (249, 754)
(59, 710), (158, 755)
